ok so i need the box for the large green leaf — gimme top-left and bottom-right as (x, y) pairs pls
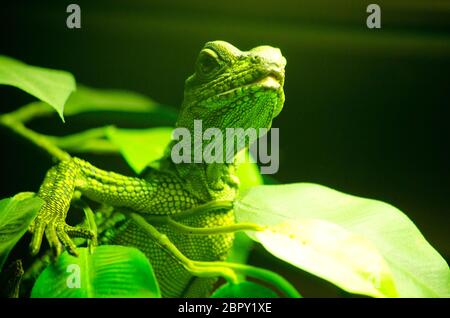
(0, 55), (75, 121)
(234, 183), (450, 298)
(226, 149), (261, 266)
(211, 281), (279, 298)
(234, 149), (263, 193)
(226, 232), (254, 265)
(63, 85), (161, 116)
(106, 126), (174, 174)
(31, 245), (160, 298)
(0, 192), (43, 270)
(252, 219), (396, 297)
(12, 85), (177, 125)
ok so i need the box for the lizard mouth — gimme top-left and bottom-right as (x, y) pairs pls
(255, 70), (284, 89)
(257, 74), (281, 89)
(263, 70), (284, 82)
(215, 70), (284, 99)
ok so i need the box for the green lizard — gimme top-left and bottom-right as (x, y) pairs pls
(11, 41), (286, 297)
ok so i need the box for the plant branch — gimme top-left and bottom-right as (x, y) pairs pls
(0, 113), (70, 161)
(0, 103), (118, 158)
(130, 212), (239, 283)
(171, 200), (235, 219)
(166, 217), (265, 235)
(2, 102), (54, 124)
(130, 212), (301, 298)
(200, 262), (302, 298)
(47, 126), (119, 154)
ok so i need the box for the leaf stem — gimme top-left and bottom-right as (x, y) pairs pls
(130, 212), (239, 283)
(171, 200), (235, 219)
(0, 113), (70, 161)
(1, 102), (54, 124)
(47, 126), (119, 154)
(72, 194), (98, 253)
(166, 217), (265, 235)
(205, 262), (302, 298)
(0, 103), (118, 159)
(130, 212), (301, 298)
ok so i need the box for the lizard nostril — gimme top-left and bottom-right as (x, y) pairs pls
(251, 46), (285, 67)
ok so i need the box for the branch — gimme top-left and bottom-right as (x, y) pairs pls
(0, 113), (70, 161)
(130, 212), (301, 298)
(166, 217), (265, 235)
(0, 103), (118, 159)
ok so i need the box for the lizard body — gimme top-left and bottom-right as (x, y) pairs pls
(28, 41), (286, 297)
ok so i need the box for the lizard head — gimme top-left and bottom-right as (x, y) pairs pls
(177, 40), (286, 132)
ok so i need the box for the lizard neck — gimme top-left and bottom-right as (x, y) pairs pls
(179, 161), (239, 202)
(159, 140), (240, 203)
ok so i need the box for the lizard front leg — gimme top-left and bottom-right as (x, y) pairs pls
(30, 157), (198, 257)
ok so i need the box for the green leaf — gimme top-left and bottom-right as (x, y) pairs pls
(0, 55), (75, 121)
(255, 219), (396, 297)
(211, 281), (279, 298)
(63, 85), (161, 116)
(227, 150), (262, 265)
(226, 232), (254, 265)
(31, 245), (160, 298)
(234, 149), (263, 193)
(235, 183), (450, 298)
(106, 126), (173, 174)
(0, 192), (43, 270)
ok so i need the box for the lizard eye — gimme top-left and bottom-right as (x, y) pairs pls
(196, 49), (221, 76)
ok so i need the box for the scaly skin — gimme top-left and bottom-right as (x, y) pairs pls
(28, 41), (286, 297)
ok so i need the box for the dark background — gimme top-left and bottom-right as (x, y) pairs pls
(1, 0), (449, 297)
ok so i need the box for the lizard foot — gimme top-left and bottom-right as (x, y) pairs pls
(29, 217), (96, 257)
(29, 159), (96, 257)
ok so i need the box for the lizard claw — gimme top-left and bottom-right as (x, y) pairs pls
(29, 217), (96, 257)
(45, 223), (63, 258)
(29, 219), (45, 256)
(29, 159), (93, 258)
(29, 215), (65, 257)
(63, 224), (97, 255)
(29, 210), (97, 258)
(56, 224), (79, 257)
